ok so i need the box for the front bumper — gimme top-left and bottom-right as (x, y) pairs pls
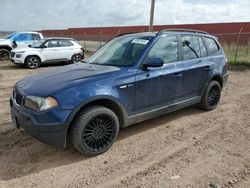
(10, 98), (70, 149)
(10, 58), (23, 64)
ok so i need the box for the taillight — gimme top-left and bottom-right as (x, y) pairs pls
(80, 48), (85, 52)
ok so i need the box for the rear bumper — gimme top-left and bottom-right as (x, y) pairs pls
(10, 98), (69, 149)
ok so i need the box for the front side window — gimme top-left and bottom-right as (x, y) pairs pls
(31, 39), (45, 48)
(182, 35), (200, 60)
(14, 33), (32, 41)
(43, 40), (59, 48)
(203, 37), (220, 55)
(87, 36), (152, 66)
(147, 35), (178, 64)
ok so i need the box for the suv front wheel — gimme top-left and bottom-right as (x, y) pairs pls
(25, 56), (40, 69)
(0, 49), (10, 61)
(199, 80), (221, 111)
(70, 105), (120, 156)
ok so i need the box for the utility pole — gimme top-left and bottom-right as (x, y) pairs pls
(149, 0), (155, 32)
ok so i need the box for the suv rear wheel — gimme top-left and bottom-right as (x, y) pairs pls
(70, 105), (119, 156)
(25, 56), (40, 69)
(199, 81), (221, 111)
(71, 54), (82, 63)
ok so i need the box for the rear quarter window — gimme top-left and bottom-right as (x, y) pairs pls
(203, 37), (220, 55)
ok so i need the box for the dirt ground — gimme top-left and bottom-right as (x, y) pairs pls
(0, 60), (249, 188)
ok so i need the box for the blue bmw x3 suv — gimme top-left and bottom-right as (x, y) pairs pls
(10, 29), (229, 156)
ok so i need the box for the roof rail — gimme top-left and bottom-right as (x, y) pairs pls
(115, 32), (137, 38)
(157, 28), (209, 36)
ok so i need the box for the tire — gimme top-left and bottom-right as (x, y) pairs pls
(0, 49), (10, 61)
(25, 56), (40, 69)
(70, 105), (120, 156)
(199, 81), (221, 111)
(71, 53), (83, 63)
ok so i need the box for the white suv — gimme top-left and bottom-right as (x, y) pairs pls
(0, 31), (43, 60)
(10, 37), (84, 68)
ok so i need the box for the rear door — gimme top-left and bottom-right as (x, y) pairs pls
(178, 35), (211, 100)
(58, 39), (75, 60)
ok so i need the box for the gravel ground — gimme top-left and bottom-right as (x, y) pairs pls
(0, 60), (249, 188)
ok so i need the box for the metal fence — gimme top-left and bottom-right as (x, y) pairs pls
(214, 32), (250, 64)
(1, 30), (249, 64)
(58, 31), (249, 64)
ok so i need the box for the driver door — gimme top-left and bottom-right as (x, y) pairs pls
(135, 35), (182, 114)
(40, 39), (60, 62)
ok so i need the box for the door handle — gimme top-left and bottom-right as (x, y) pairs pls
(119, 84), (134, 89)
(173, 72), (182, 78)
(204, 66), (211, 71)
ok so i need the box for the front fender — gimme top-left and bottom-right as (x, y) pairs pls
(65, 95), (128, 127)
(24, 52), (43, 61)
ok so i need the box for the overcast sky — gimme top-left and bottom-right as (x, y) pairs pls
(0, 0), (249, 31)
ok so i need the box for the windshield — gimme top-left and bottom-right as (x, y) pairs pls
(30, 39), (46, 48)
(5, 33), (17, 40)
(86, 35), (153, 66)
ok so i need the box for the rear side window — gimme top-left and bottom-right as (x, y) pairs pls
(32, 34), (41, 41)
(203, 37), (220, 55)
(198, 37), (207, 57)
(182, 35), (200, 60)
(59, 39), (73, 47)
(147, 35), (178, 64)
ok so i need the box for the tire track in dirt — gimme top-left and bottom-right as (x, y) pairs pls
(0, 61), (249, 188)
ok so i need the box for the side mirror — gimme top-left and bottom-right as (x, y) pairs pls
(12, 41), (17, 48)
(142, 57), (164, 70)
(28, 44), (32, 47)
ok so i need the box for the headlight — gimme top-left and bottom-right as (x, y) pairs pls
(24, 96), (58, 111)
(16, 51), (25, 53)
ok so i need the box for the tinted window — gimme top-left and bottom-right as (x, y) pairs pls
(204, 37), (219, 55)
(43, 40), (59, 48)
(32, 34), (41, 41)
(59, 39), (73, 47)
(182, 35), (200, 60)
(147, 35), (178, 64)
(14, 33), (32, 41)
(199, 37), (207, 57)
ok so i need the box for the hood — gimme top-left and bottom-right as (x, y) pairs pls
(0, 39), (11, 45)
(12, 47), (36, 52)
(16, 63), (120, 96)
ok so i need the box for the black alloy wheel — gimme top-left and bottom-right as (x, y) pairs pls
(70, 105), (119, 156)
(82, 115), (117, 152)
